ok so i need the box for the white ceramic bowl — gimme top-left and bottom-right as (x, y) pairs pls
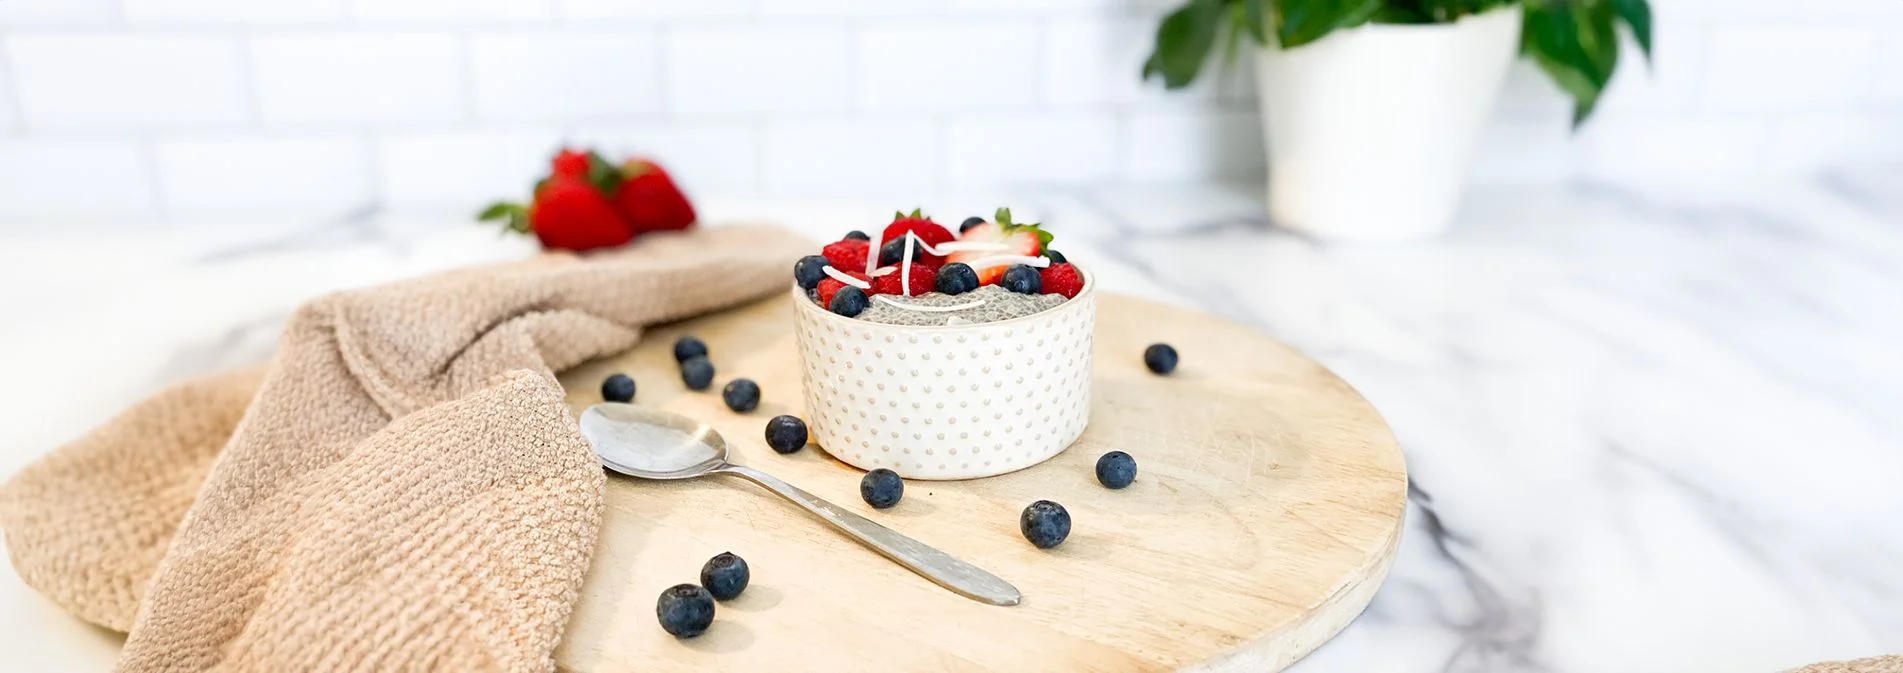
(791, 269), (1096, 480)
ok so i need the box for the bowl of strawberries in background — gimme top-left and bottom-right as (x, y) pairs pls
(479, 148), (697, 251)
(790, 209), (1095, 480)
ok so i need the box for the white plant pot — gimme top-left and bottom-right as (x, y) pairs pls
(1255, 6), (1521, 241)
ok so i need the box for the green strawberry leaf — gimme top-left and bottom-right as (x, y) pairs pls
(477, 202), (516, 221)
(584, 151), (622, 195)
(994, 207), (1013, 227)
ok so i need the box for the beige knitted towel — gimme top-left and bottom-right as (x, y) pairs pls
(0, 224), (810, 672)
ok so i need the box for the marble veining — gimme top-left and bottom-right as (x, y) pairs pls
(1, 170), (1901, 671)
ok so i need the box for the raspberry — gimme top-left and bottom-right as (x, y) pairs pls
(1039, 263), (1084, 299)
(869, 262), (937, 296)
(816, 269), (868, 307)
(821, 238), (872, 271)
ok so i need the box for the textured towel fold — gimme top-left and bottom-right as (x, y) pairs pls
(0, 225), (811, 672)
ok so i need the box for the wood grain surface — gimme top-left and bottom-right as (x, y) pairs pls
(553, 292), (1407, 672)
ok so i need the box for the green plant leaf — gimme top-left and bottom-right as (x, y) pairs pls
(1521, 1), (1619, 128)
(1142, 0), (1225, 89)
(1276, 0), (1383, 48)
(1243, 0), (1269, 44)
(1611, 0), (1652, 63)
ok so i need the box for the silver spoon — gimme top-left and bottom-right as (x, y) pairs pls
(578, 403), (1021, 607)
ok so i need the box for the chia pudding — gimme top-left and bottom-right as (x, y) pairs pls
(856, 285), (1067, 326)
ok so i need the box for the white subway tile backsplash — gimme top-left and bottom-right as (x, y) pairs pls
(0, 0), (118, 24)
(1702, 25), (1877, 109)
(376, 128), (564, 207)
(1765, 115), (1903, 172)
(7, 35), (250, 129)
(859, 20), (1038, 111)
(763, 119), (939, 195)
(946, 115), (1117, 184)
(1872, 30), (1903, 104)
(0, 139), (155, 216)
(122, 0), (343, 24)
(666, 25), (852, 116)
(1122, 109), (1262, 181)
(557, 0), (752, 19)
(1466, 116), (1582, 185)
(154, 134), (370, 210)
(251, 33), (465, 125)
(470, 32), (661, 121)
(568, 122), (760, 195)
(349, 0), (552, 22)
(1579, 116), (1770, 179)
(0, 62), (18, 131)
(1044, 15), (1248, 108)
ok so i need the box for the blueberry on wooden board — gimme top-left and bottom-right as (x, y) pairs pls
(860, 469), (904, 509)
(764, 415), (808, 454)
(600, 373), (635, 403)
(699, 552), (751, 601)
(674, 335), (709, 363)
(1095, 451), (1136, 489)
(1020, 500), (1071, 549)
(680, 356), (715, 391)
(1144, 343), (1178, 375)
(655, 584), (715, 638)
(722, 379), (761, 413)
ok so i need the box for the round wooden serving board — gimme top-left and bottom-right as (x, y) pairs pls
(553, 292), (1407, 672)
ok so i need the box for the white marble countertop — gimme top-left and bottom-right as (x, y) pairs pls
(3, 171), (1901, 671)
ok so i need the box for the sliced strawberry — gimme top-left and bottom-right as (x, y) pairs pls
(946, 208), (1052, 284)
(816, 269), (869, 307)
(869, 262), (937, 297)
(821, 238), (872, 271)
(879, 208), (955, 264)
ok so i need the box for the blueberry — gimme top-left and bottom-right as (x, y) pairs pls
(878, 237), (922, 266)
(655, 583), (715, 638)
(794, 254), (830, 290)
(830, 286), (869, 317)
(860, 468), (904, 509)
(764, 415), (808, 454)
(1044, 249), (1067, 264)
(935, 263), (979, 296)
(600, 373), (636, 403)
(1143, 343), (1178, 375)
(1095, 451), (1137, 489)
(674, 336), (709, 363)
(1020, 500), (1071, 549)
(1000, 265), (1042, 294)
(699, 552), (751, 601)
(680, 356), (715, 391)
(844, 230), (871, 241)
(722, 378), (760, 413)
(959, 216), (986, 233)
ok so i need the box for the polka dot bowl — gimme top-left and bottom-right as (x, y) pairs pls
(791, 267), (1096, 480)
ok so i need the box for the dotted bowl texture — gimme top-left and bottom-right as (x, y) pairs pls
(791, 267), (1096, 480)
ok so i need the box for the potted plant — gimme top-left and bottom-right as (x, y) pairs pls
(1145, 0), (1651, 241)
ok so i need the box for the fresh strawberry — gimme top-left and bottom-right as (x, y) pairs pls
(551, 148), (591, 178)
(613, 159), (696, 233)
(821, 238), (872, 271)
(816, 269), (870, 307)
(869, 262), (937, 296)
(480, 176), (632, 252)
(879, 209), (955, 264)
(946, 208), (1053, 284)
(1039, 263), (1084, 299)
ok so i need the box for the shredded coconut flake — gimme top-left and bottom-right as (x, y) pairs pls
(822, 265), (872, 289)
(962, 255), (1051, 272)
(873, 295), (987, 313)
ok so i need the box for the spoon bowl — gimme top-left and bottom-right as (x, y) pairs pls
(577, 403), (1021, 607)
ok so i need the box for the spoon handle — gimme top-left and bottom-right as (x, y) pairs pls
(715, 464), (1021, 607)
